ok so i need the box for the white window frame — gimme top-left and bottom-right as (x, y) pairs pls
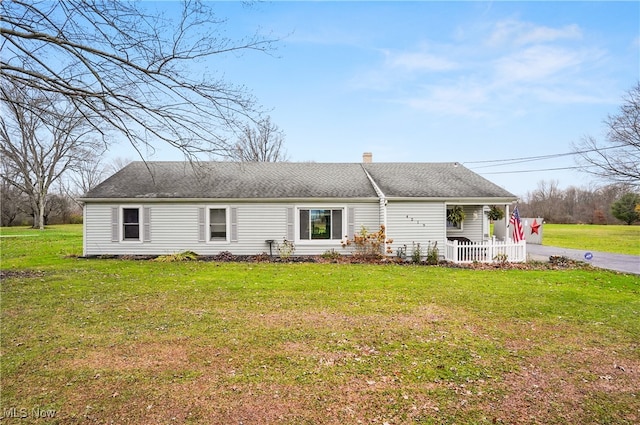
(446, 207), (464, 232)
(207, 206), (230, 243)
(296, 206), (346, 244)
(121, 205), (142, 242)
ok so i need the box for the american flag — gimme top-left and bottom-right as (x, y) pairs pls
(509, 206), (525, 243)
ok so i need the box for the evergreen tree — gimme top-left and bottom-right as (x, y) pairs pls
(611, 193), (640, 225)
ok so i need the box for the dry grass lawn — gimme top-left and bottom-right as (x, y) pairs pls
(1, 225), (639, 424)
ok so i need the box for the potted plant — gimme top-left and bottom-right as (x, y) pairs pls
(447, 206), (466, 227)
(485, 205), (505, 221)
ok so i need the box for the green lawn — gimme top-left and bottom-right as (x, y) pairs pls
(1, 225), (639, 424)
(543, 224), (640, 255)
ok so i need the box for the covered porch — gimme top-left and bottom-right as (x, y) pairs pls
(444, 203), (526, 263)
(444, 237), (527, 263)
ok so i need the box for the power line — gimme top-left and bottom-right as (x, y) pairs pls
(466, 151), (574, 166)
(471, 156), (570, 169)
(478, 166), (584, 175)
(464, 144), (627, 169)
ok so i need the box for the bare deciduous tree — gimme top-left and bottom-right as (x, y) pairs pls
(228, 116), (288, 162)
(574, 83), (640, 186)
(0, 81), (99, 229)
(520, 179), (632, 224)
(1, 0), (276, 158)
(69, 156), (109, 198)
(106, 157), (134, 176)
(0, 159), (25, 226)
(523, 180), (563, 223)
(64, 156), (132, 208)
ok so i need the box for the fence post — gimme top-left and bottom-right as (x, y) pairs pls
(453, 240), (458, 263)
(490, 236), (496, 262)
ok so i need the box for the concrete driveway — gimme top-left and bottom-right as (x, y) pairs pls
(527, 244), (640, 275)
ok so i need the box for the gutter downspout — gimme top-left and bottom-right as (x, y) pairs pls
(361, 165), (389, 255)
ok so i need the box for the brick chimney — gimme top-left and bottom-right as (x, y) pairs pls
(362, 152), (372, 163)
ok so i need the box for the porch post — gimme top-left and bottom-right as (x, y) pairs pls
(504, 204), (510, 242)
(453, 239), (459, 263)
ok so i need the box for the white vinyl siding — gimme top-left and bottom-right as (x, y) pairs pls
(235, 204), (288, 253)
(385, 203), (488, 258)
(347, 207), (355, 239)
(385, 202), (445, 258)
(84, 201), (380, 256)
(85, 203), (199, 256)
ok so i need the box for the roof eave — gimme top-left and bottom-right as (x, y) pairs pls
(386, 196), (518, 203)
(78, 196), (380, 204)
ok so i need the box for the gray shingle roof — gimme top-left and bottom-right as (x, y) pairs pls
(84, 161), (378, 199)
(363, 163), (515, 198)
(84, 161), (516, 200)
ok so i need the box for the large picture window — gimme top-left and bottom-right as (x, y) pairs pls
(299, 209), (343, 240)
(209, 208), (227, 240)
(123, 208), (140, 240)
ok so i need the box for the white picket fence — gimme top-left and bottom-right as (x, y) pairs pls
(444, 237), (527, 263)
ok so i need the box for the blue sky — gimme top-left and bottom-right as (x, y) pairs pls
(131, 1), (639, 197)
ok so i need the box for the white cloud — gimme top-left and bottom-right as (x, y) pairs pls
(494, 45), (587, 82)
(531, 87), (615, 104)
(399, 83), (491, 118)
(349, 48), (457, 91)
(487, 19), (582, 47)
(353, 18), (610, 117)
(385, 50), (458, 72)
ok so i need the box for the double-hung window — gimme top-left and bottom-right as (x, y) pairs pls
(299, 208), (343, 240)
(123, 208), (140, 240)
(209, 208), (227, 241)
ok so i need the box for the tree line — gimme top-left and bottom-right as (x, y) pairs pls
(0, 2), (637, 228)
(1, 1), (286, 229)
(519, 180), (638, 225)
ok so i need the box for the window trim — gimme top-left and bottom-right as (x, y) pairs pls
(296, 206), (346, 243)
(207, 206), (230, 243)
(121, 206), (142, 242)
(446, 207), (464, 232)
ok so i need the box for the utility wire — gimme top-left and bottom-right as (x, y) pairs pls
(464, 144), (627, 169)
(479, 166), (584, 175)
(472, 157), (568, 169)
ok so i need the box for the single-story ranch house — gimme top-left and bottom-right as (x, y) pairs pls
(81, 157), (525, 262)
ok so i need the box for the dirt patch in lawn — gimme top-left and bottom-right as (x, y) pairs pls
(253, 304), (448, 331)
(480, 346), (640, 424)
(48, 333), (640, 424)
(0, 269), (46, 279)
(67, 341), (192, 371)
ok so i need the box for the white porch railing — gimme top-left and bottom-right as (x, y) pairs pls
(444, 237), (527, 263)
